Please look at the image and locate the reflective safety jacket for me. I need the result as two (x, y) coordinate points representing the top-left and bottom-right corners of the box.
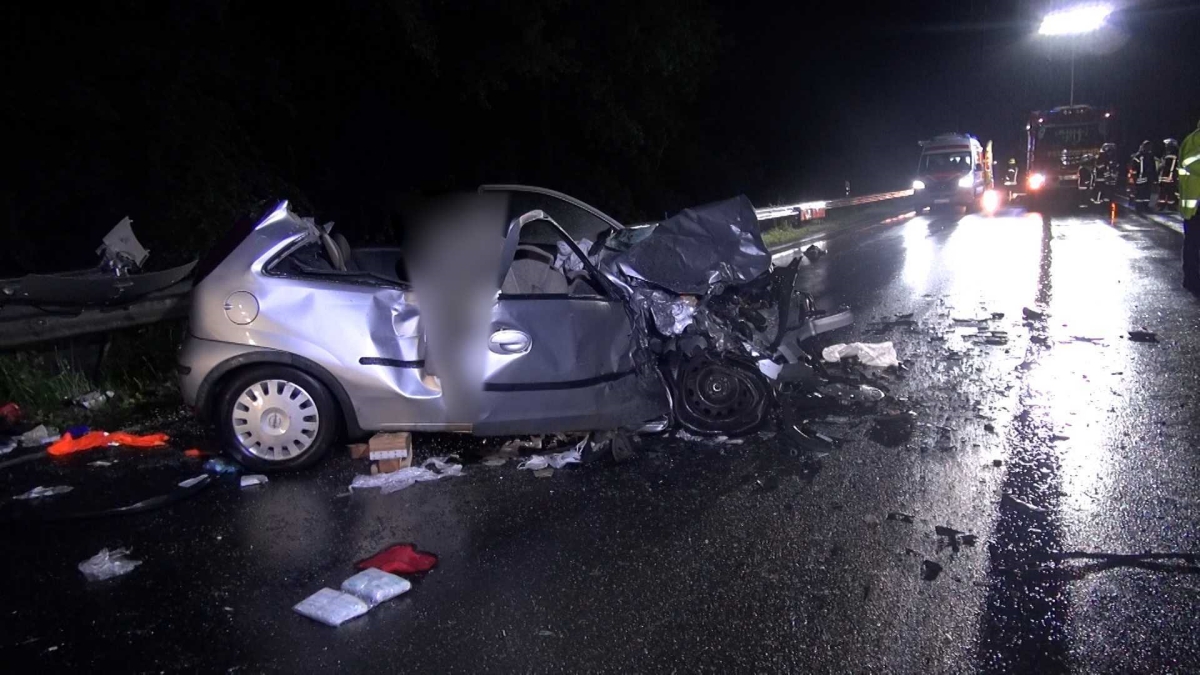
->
(1160, 153), (1178, 184)
(1132, 152), (1155, 185)
(1181, 129), (1200, 219)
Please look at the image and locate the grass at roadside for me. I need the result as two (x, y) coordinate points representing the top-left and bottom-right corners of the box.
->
(761, 219), (818, 249)
(0, 322), (185, 429)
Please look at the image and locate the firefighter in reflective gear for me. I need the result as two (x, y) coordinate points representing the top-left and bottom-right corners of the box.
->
(1180, 120), (1200, 290)
(1157, 138), (1180, 211)
(1078, 153), (1095, 199)
(1131, 140), (1156, 211)
(1092, 142), (1119, 205)
(1003, 158), (1019, 199)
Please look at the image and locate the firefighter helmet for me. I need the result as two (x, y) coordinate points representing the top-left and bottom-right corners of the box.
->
(1007, 158), (1017, 165)
(1164, 138), (1179, 151)
(1101, 142), (1117, 153)
(1139, 140), (1153, 153)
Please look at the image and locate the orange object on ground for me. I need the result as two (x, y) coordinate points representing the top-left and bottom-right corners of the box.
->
(184, 448), (206, 458)
(47, 430), (170, 457)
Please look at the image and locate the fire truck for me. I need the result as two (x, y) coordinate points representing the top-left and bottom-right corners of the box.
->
(1024, 104), (1116, 202)
(912, 133), (993, 212)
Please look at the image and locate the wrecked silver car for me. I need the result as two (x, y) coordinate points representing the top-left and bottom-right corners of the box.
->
(178, 185), (851, 470)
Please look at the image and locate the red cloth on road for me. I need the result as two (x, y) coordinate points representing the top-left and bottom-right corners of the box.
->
(356, 544), (438, 574)
(47, 430), (170, 456)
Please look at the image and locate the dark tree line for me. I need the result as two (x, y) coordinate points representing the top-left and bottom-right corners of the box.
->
(2, 0), (764, 272)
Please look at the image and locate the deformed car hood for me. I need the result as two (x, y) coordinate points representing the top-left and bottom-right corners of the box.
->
(606, 195), (769, 295)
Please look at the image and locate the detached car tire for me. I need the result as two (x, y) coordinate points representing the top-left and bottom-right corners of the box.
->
(216, 365), (339, 471)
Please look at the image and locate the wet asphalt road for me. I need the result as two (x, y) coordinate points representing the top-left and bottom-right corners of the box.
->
(5, 201), (1200, 674)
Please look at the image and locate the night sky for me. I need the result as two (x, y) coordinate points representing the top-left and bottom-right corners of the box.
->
(3, 0), (1197, 271)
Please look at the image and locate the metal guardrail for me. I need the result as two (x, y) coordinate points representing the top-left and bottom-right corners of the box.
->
(754, 189), (913, 222)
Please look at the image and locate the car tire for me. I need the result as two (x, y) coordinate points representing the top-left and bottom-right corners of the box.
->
(215, 365), (339, 472)
(671, 354), (772, 437)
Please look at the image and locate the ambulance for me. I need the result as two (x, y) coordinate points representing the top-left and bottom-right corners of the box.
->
(913, 133), (994, 212)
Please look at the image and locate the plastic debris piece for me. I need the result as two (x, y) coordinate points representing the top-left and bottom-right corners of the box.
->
(803, 244), (826, 261)
(293, 588), (370, 627)
(349, 457), (463, 494)
(1004, 494), (1048, 513)
(14, 485), (73, 500)
(887, 512), (914, 524)
(863, 514), (881, 526)
(1127, 330), (1158, 343)
(65, 425), (89, 438)
(340, 568), (412, 607)
(203, 457), (241, 475)
(1022, 307), (1045, 320)
(0, 439), (15, 456)
(183, 448), (206, 458)
(17, 425), (57, 447)
(240, 474), (268, 488)
(757, 359), (783, 380)
(518, 447), (583, 471)
(89, 460), (114, 467)
(921, 560), (943, 581)
(482, 456), (508, 467)
(992, 459), (1003, 467)
(822, 342), (899, 368)
(78, 547), (142, 581)
(533, 467), (555, 478)
(178, 475), (207, 489)
(357, 543), (438, 574)
(46, 430), (169, 457)
(75, 390), (115, 410)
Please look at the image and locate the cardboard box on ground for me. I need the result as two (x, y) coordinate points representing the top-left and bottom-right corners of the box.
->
(351, 432), (412, 473)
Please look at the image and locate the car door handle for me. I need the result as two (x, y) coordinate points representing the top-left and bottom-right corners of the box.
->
(489, 329), (531, 355)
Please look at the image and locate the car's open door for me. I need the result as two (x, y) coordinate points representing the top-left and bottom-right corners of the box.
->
(474, 211), (667, 435)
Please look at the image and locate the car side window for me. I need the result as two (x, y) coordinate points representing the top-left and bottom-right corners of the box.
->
(505, 192), (611, 245)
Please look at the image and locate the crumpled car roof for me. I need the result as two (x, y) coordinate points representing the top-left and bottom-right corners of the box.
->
(607, 195), (769, 295)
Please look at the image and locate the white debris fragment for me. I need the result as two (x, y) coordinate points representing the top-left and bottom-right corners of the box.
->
(240, 474), (269, 488)
(78, 548), (142, 581)
(1004, 494), (1048, 514)
(13, 485), (73, 500)
(349, 457), (464, 494)
(518, 446), (582, 471)
(757, 359), (783, 380)
(822, 342), (900, 368)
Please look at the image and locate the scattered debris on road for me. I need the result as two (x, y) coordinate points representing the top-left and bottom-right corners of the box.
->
(357, 543), (438, 574)
(341, 568), (412, 606)
(13, 485), (73, 500)
(293, 588), (371, 627)
(1022, 307), (1045, 321)
(349, 457), (463, 494)
(78, 547), (142, 581)
(822, 341), (900, 368)
(240, 474), (268, 488)
(1004, 493), (1048, 514)
(921, 560), (943, 581)
(887, 512), (915, 524)
(1127, 330), (1158, 343)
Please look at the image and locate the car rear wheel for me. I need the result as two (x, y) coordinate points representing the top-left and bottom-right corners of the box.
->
(672, 354), (771, 436)
(216, 365), (338, 471)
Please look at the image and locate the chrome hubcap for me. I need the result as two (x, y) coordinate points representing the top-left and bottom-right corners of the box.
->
(231, 380), (319, 460)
